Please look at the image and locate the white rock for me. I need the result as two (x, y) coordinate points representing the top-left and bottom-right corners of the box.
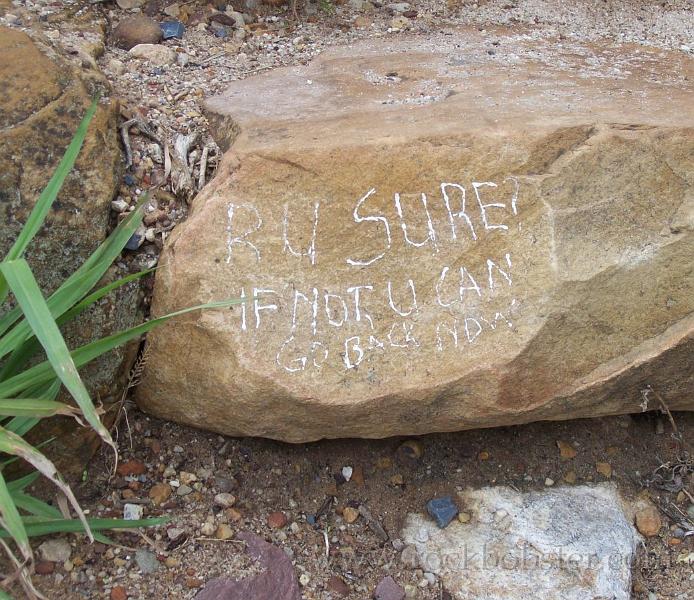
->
(116, 0), (147, 8)
(111, 198), (130, 212)
(163, 3), (180, 17)
(214, 492), (236, 508)
(341, 466), (353, 482)
(387, 2), (411, 14)
(124, 503), (144, 520)
(402, 485), (639, 600)
(38, 539), (71, 563)
(129, 44), (177, 66)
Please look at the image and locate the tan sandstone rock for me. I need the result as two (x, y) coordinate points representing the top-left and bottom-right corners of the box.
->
(137, 29), (694, 441)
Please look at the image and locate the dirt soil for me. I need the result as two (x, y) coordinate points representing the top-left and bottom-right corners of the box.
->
(30, 409), (694, 599)
(0, 0), (692, 598)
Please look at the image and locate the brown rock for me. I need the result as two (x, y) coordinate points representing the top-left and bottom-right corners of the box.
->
(149, 483), (172, 505)
(556, 441), (577, 459)
(596, 462), (612, 478)
(112, 16), (162, 50)
(138, 30), (694, 442)
(215, 524), (234, 540)
(563, 470), (577, 484)
(267, 511), (288, 529)
(397, 440), (423, 461)
(635, 505), (662, 537)
(327, 575), (351, 596)
(351, 464), (365, 486)
(35, 561), (55, 575)
(117, 460), (147, 476)
(110, 586), (128, 600)
(343, 506), (360, 523)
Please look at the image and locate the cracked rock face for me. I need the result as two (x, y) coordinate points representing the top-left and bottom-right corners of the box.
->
(401, 485), (639, 600)
(137, 28), (694, 441)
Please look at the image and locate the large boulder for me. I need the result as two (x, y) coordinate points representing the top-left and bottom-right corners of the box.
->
(0, 28), (141, 459)
(137, 29), (694, 442)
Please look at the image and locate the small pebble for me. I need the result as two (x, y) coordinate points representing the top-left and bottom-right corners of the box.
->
(267, 511), (288, 529)
(123, 503), (144, 521)
(110, 586), (128, 600)
(214, 493), (236, 508)
(343, 506), (360, 524)
(426, 496), (458, 528)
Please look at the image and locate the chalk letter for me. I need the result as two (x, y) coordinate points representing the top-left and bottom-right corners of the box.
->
(473, 182), (508, 231)
(324, 292), (349, 327)
(343, 336), (365, 369)
(253, 288), (278, 329)
(387, 279), (418, 317)
(283, 201), (320, 265)
(436, 267), (457, 308)
(291, 288), (319, 335)
(441, 183), (477, 241)
(459, 267), (482, 301)
(487, 254), (513, 290)
(226, 204), (262, 263)
(347, 285), (375, 329)
(464, 318), (483, 343)
(394, 192), (439, 252)
(276, 336), (307, 373)
(346, 188), (391, 266)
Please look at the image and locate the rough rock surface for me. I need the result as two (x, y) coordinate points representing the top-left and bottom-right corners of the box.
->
(0, 28), (141, 463)
(138, 29), (694, 441)
(401, 485), (639, 599)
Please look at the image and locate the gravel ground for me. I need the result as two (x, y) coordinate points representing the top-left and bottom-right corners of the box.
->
(0, 0), (692, 598)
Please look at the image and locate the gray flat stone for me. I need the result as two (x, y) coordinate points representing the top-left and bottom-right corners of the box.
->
(401, 484), (639, 600)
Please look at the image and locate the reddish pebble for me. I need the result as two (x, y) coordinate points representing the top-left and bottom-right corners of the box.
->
(267, 511), (288, 529)
(186, 577), (202, 589)
(116, 460), (146, 476)
(327, 575), (350, 596)
(35, 561), (54, 575)
(110, 586), (128, 600)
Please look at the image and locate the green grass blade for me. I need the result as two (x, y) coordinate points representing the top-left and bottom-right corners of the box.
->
(0, 98), (98, 306)
(0, 517), (168, 538)
(11, 492), (61, 519)
(6, 473), (40, 494)
(0, 259), (114, 453)
(0, 269), (152, 382)
(0, 470), (31, 562)
(4, 380), (61, 439)
(0, 399), (79, 418)
(0, 588), (12, 599)
(0, 299), (241, 398)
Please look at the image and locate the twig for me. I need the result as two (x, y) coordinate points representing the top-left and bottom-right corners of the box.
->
(171, 132), (199, 201)
(646, 385), (682, 444)
(198, 145), (209, 190)
(193, 537), (245, 543)
(120, 119), (163, 169)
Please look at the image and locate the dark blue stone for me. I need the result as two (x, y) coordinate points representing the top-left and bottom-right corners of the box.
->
(306, 515), (317, 526)
(123, 173), (136, 186)
(426, 496), (458, 528)
(160, 20), (185, 40)
(125, 231), (143, 251)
